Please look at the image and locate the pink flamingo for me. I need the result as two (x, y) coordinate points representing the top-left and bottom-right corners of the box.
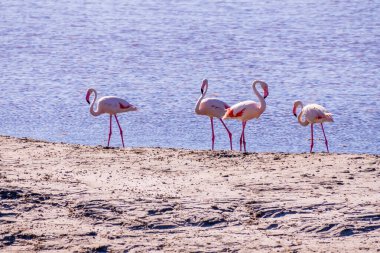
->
(195, 79), (233, 150)
(293, 101), (334, 153)
(86, 88), (137, 147)
(223, 80), (269, 152)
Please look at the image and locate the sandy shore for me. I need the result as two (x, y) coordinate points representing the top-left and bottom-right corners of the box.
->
(0, 135), (379, 252)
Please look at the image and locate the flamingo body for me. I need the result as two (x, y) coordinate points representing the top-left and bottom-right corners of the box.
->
(301, 104), (334, 124)
(86, 88), (137, 147)
(197, 98), (230, 118)
(195, 79), (233, 150)
(293, 101), (333, 153)
(223, 80), (269, 152)
(95, 96), (137, 115)
(224, 101), (263, 122)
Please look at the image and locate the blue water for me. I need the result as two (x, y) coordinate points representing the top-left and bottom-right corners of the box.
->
(0, 0), (379, 153)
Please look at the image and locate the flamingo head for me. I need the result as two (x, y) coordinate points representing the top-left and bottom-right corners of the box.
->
(86, 88), (95, 104)
(201, 79), (208, 94)
(293, 100), (302, 117)
(260, 81), (269, 99)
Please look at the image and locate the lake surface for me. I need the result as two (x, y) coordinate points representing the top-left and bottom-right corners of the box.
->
(0, 0), (379, 153)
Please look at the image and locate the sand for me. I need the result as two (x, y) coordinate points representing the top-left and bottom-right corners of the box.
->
(0, 135), (379, 252)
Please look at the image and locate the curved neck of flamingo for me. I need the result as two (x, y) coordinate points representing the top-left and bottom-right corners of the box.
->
(89, 90), (102, 116)
(253, 81), (266, 114)
(195, 84), (207, 114)
(297, 103), (309, 126)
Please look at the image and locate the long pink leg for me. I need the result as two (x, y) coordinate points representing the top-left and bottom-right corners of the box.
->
(240, 121), (247, 152)
(239, 122), (244, 151)
(242, 121), (247, 152)
(310, 123), (314, 153)
(219, 118), (233, 151)
(107, 115), (112, 147)
(320, 123), (329, 153)
(114, 114), (125, 148)
(210, 117), (215, 150)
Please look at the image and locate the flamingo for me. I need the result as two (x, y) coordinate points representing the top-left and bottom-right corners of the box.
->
(195, 79), (233, 150)
(293, 101), (333, 153)
(86, 88), (137, 147)
(223, 80), (269, 152)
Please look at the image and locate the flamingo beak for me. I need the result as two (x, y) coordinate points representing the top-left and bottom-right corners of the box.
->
(201, 79), (207, 94)
(293, 107), (297, 117)
(86, 91), (91, 104)
(264, 89), (269, 99)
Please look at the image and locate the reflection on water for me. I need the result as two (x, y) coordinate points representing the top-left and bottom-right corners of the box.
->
(0, 0), (379, 153)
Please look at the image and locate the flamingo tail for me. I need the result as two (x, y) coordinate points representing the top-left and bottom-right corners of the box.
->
(223, 108), (234, 119)
(324, 113), (334, 122)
